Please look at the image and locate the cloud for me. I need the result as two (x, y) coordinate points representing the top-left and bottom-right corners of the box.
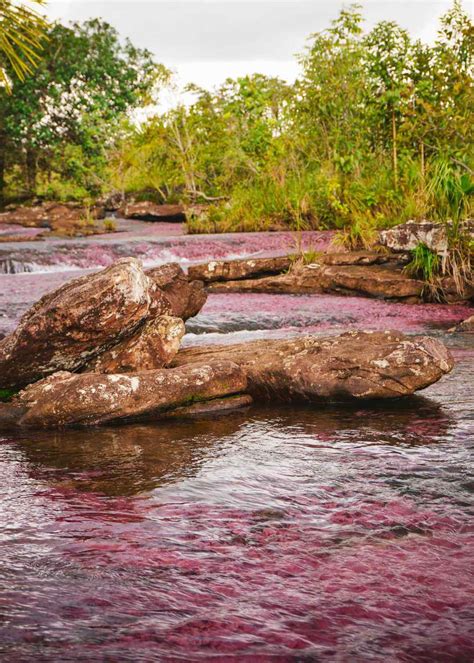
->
(43, 0), (455, 90)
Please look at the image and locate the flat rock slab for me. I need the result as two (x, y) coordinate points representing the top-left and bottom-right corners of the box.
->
(188, 251), (394, 285)
(320, 251), (394, 266)
(208, 264), (424, 301)
(0, 202), (105, 237)
(5, 360), (247, 428)
(188, 256), (292, 283)
(172, 330), (453, 401)
(120, 202), (186, 222)
(159, 394), (253, 419)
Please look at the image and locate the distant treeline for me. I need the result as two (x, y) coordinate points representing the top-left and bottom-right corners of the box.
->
(0, 2), (472, 236)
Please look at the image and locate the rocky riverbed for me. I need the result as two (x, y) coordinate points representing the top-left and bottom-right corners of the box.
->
(0, 222), (473, 660)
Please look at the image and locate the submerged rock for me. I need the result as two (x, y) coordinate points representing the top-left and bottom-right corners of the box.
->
(146, 263), (207, 320)
(172, 331), (454, 401)
(451, 314), (474, 332)
(85, 315), (185, 374)
(0, 258), (151, 389)
(9, 361), (248, 428)
(158, 394), (253, 419)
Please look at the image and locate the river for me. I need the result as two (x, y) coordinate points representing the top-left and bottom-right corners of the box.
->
(0, 221), (473, 661)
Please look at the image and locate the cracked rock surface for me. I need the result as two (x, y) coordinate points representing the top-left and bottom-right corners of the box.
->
(172, 330), (454, 401)
(9, 360), (247, 428)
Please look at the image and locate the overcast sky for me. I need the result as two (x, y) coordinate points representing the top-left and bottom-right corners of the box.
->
(43, 0), (464, 92)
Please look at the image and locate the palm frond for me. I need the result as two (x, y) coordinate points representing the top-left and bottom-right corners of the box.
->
(0, 0), (48, 93)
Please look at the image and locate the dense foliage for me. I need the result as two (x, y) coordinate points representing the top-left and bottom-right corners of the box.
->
(0, 17), (164, 202)
(109, 2), (473, 236)
(1, 2), (473, 241)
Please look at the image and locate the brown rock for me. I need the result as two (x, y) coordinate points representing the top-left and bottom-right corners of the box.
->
(0, 258), (151, 389)
(172, 331), (453, 401)
(315, 264), (424, 300)
(0, 202), (106, 237)
(188, 252), (396, 285)
(158, 394), (253, 419)
(319, 251), (393, 266)
(188, 256), (292, 283)
(13, 360), (248, 428)
(450, 314), (474, 332)
(120, 202), (186, 222)
(379, 220), (473, 255)
(208, 264), (424, 302)
(207, 271), (321, 295)
(85, 315), (185, 373)
(437, 277), (474, 304)
(146, 263), (207, 320)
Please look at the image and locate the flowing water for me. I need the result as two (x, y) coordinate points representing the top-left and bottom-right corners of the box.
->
(0, 224), (473, 661)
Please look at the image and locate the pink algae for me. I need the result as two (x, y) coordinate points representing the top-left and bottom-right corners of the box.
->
(0, 226), (473, 661)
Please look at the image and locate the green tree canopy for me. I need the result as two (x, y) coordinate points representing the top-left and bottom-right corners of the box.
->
(0, 17), (165, 199)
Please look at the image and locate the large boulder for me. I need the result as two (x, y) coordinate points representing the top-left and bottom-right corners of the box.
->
(172, 331), (454, 401)
(0, 258), (152, 389)
(7, 360), (248, 428)
(146, 263), (207, 320)
(379, 221), (448, 254)
(379, 220), (473, 255)
(208, 264), (424, 302)
(119, 202), (186, 222)
(84, 315), (185, 374)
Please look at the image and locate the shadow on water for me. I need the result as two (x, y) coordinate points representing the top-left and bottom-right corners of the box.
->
(10, 396), (454, 497)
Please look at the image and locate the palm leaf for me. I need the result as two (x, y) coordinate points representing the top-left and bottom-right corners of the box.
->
(0, 0), (48, 93)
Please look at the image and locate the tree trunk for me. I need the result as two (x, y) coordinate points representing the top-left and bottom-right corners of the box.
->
(391, 108), (398, 189)
(26, 147), (37, 195)
(0, 112), (6, 207)
(0, 134), (6, 207)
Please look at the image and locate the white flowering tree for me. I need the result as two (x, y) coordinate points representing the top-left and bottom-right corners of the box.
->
(0, 18), (161, 200)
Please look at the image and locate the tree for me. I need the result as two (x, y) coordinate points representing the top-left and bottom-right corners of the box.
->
(364, 21), (413, 187)
(0, 18), (162, 200)
(295, 5), (366, 166)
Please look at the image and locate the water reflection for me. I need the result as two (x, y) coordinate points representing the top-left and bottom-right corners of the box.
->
(13, 417), (244, 496)
(0, 388), (472, 661)
(11, 396), (454, 498)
